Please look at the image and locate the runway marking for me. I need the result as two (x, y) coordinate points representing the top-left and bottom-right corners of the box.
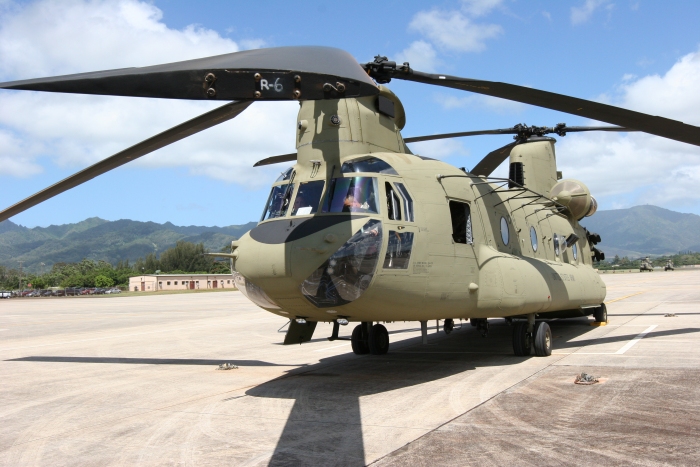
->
(615, 325), (657, 354)
(314, 343), (350, 352)
(554, 324), (658, 355)
(605, 291), (645, 304)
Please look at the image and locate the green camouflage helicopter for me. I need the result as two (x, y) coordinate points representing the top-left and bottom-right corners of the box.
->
(2, 47), (699, 357)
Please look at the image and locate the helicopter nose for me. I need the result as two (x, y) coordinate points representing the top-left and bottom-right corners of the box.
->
(232, 216), (384, 311)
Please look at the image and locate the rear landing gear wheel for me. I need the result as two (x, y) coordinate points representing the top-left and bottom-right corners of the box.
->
(533, 322), (552, 357)
(594, 303), (607, 323)
(351, 324), (369, 355)
(444, 319), (454, 334)
(512, 322), (532, 356)
(368, 324), (389, 355)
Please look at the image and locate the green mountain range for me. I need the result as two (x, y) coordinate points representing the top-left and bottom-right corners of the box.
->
(0, 217), (256, 273)
(581, 205), (700, 258)
(1, 205), (698, 273)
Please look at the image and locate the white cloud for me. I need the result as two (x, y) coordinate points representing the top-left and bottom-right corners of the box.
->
(406, 139), (470, 159)
(461, 0), (503, 17)
(436, 93), (527, 114)
(571, 0), (613, 25)
(0, 0), (297, 188)
(556, 46), (700, 211)
(408, 9), (503, 53)
(396, 40), (440, 73)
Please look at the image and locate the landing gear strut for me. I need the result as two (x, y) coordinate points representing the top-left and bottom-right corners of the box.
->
(471, 318), (489, 337)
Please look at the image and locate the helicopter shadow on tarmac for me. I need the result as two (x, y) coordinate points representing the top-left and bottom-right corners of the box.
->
(245, 318), (606, 466)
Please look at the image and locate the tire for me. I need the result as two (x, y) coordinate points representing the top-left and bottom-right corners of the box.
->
(594, 303), (607, 323)
(470, 318), (478, 327)
(351, 324), (369, 355)
(512, 322), (531, 356)
(368, 324), (389, 355)
(533, 322), (552, 357)
(444, 319), (454, 334)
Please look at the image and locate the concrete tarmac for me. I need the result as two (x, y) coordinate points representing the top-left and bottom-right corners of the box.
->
(1, 270), (699, 466)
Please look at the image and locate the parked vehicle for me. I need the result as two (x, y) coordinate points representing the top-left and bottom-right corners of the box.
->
(0, 291), (11, 299)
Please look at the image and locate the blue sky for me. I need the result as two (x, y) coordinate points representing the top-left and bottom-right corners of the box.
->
(1, 0), (700, 227)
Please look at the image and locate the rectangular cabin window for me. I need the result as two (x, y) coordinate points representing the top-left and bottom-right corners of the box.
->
(394, 183), (414, 221)
(292, 180), (325, 216)
(385, 182), (401, 221)
(449, 201), (473, 244)
(384, 231), (414, 269)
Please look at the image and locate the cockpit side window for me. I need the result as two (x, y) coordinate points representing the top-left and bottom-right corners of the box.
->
(322, 177), (380, 214)
(275, 166), (294, 182)
(341, 157), (398, 175)
(292, 180), (325, 216)
(394, 183), (414, 222)
(449, 201), (473, 244)
(261, 183), (294, 221)
(385, 182), (401, 221)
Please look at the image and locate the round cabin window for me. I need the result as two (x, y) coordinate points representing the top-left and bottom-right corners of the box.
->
(572, 243), (578, 260)
(530, 226), (538, 252)
(500, 217), (509, 245)
(553, 233), (560, 256)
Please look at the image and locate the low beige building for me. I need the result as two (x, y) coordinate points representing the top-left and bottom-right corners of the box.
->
(129, 274), (236, 292)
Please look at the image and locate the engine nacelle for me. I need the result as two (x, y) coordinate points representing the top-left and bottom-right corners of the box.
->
(550, 179), (597, 220)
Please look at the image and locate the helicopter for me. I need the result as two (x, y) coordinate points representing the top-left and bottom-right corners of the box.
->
(2, 46), (699, 357)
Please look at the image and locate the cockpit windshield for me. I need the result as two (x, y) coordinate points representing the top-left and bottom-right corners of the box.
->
(261, 183), (294, 221)
(341, 157), (397, 175)
(275, 166), (294, 182)
(322, 177), (379, 214)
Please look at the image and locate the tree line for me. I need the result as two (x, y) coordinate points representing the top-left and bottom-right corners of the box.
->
(595, 251), (700, 270)
(0, 241), (231, 290)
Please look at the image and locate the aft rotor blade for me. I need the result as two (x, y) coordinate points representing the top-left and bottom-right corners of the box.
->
(471, 142), (518, 177)
(253, 153), (297, 167)
(0, 100), (252, 222)
(391, 71), (700, 147)
(0, 46), (378, 101)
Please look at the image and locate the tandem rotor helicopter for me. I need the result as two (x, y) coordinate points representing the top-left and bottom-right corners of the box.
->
(2, 47), (700, 357)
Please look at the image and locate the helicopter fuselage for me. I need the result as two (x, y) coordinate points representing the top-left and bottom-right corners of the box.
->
(231, 88), (606, 324)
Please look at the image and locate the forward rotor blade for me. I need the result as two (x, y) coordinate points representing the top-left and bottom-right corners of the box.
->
(253, 153), (297, 167)
(0, 46), (378, 101)
(0, 100), (252, 222)
(404, 128), (518, 143)
(471, 142), (518, 177)
(390, 71), (700, 147)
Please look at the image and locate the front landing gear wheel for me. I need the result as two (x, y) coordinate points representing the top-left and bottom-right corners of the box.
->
(351, 324), (369, 355)
(368, 324), (389, 355)
(512, 322), (532, 356)
(533, 322), (552, 357)
(594, 303), (607, 323)
(444, 319), (454, 334)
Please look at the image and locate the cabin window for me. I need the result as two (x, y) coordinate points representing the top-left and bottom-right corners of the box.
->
(322, 177), (379, 214)
(341, 157), (397, 175)
(554, 233), (560, 256)
(292, 180), (325, 216)
(500, 217), (510, 245)
(449, 201), (473, 244)
(394, 183), (414, 221)
(385, 182), (401, 221)
(384, 231), (414, 269)
(530, 226), (538, 252)
(572, 243), (578, 260)
(261, 183), (294, 220)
